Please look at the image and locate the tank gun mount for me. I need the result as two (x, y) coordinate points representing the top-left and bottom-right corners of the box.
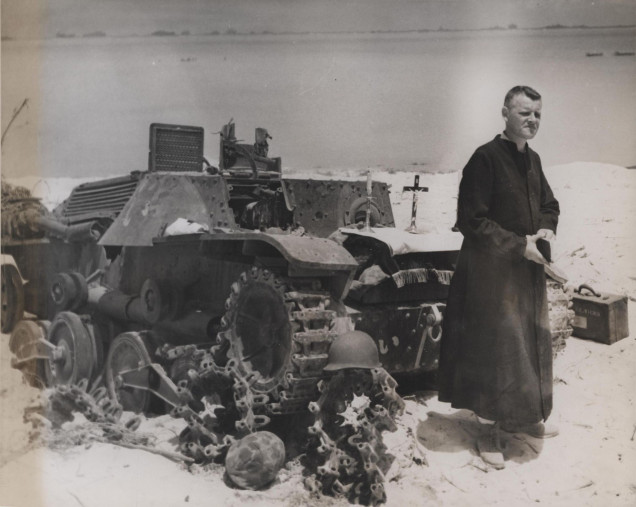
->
(146, 121), (281, 180)
(218, 121), (281, 179)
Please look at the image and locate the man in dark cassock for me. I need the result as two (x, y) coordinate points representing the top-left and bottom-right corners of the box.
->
(438, 85), (560, 469)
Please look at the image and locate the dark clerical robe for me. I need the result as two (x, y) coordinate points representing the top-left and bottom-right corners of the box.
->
(438, 135), (560, 425)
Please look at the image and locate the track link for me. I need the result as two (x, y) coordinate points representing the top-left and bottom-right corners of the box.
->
(270, 289), (337, 414)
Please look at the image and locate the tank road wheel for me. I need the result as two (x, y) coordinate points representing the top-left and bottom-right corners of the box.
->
(106, 332), (154, 413)
(44, 312), (95, 386)
(1, 264), (25, 334)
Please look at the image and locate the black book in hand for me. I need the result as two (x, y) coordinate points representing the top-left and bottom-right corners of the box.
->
(536, 238), (551, 263)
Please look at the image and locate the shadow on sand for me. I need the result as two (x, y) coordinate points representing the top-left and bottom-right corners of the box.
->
(416, 410), (544, 466)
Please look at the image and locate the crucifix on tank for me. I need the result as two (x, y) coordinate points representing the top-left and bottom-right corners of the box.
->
(363, 171), (375, 232)
(402, 175), (429, 233)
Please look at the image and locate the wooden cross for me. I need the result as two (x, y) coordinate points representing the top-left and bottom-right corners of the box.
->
(403, 175), (429, 232)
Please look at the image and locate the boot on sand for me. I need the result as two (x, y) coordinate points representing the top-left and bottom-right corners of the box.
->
(477, 423), (505, 470)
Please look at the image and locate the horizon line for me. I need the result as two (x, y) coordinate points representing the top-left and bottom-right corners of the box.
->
(3, 23), (635, 42)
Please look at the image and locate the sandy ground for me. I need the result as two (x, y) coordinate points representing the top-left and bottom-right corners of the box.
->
(1, 162), (635, 506)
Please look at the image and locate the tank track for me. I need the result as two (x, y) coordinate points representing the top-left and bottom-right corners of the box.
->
(274, 289), (338, 413)
(304, 368), (404, 506)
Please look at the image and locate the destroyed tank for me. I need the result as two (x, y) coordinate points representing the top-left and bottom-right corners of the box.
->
(1, 182), (110, 334)
(5, 122), (460, 430)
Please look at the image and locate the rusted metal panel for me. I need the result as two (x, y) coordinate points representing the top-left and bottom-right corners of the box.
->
(351, 303), (445, 372)
(136, 230), (357, 307)
(351, 279), (451, 305)
(108, 244), (249, 316)
(282, 179), (395, 237)
(155, 230), (357, 272)
(193, 231), (358, 272)
(251, 233), (357, 271)
(99, 173), (236, 246)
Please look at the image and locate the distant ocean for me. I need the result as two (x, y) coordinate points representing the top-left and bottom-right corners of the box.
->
(2, 28), (635, 178)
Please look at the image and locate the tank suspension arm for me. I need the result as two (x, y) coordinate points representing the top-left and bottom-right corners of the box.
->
(115, 362), (193, 408)
(10, 335), (65, 368)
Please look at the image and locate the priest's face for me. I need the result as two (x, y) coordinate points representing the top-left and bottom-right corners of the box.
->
(502, 93), (542, 141)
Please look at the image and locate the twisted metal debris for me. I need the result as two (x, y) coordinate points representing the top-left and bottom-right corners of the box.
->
(26, 380), (141, 448)
(24, 378), (196, 463)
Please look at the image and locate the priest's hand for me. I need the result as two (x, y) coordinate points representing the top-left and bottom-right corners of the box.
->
(524, 233), (549, 265)
(537, 228), (555, 241)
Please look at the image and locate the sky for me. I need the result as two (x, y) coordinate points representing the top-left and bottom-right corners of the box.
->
(3, 0), (636, 39)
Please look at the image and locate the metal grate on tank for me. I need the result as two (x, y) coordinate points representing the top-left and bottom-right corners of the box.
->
(59, 176), (141, 223)
(149, 124), (204, 173)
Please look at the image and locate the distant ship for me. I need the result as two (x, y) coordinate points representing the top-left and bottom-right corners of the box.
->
(585, 52), (604, 57)
(614, 51), (635, 56)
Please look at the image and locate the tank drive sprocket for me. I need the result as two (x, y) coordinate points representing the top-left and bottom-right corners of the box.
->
(209, 267), (337, 433)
